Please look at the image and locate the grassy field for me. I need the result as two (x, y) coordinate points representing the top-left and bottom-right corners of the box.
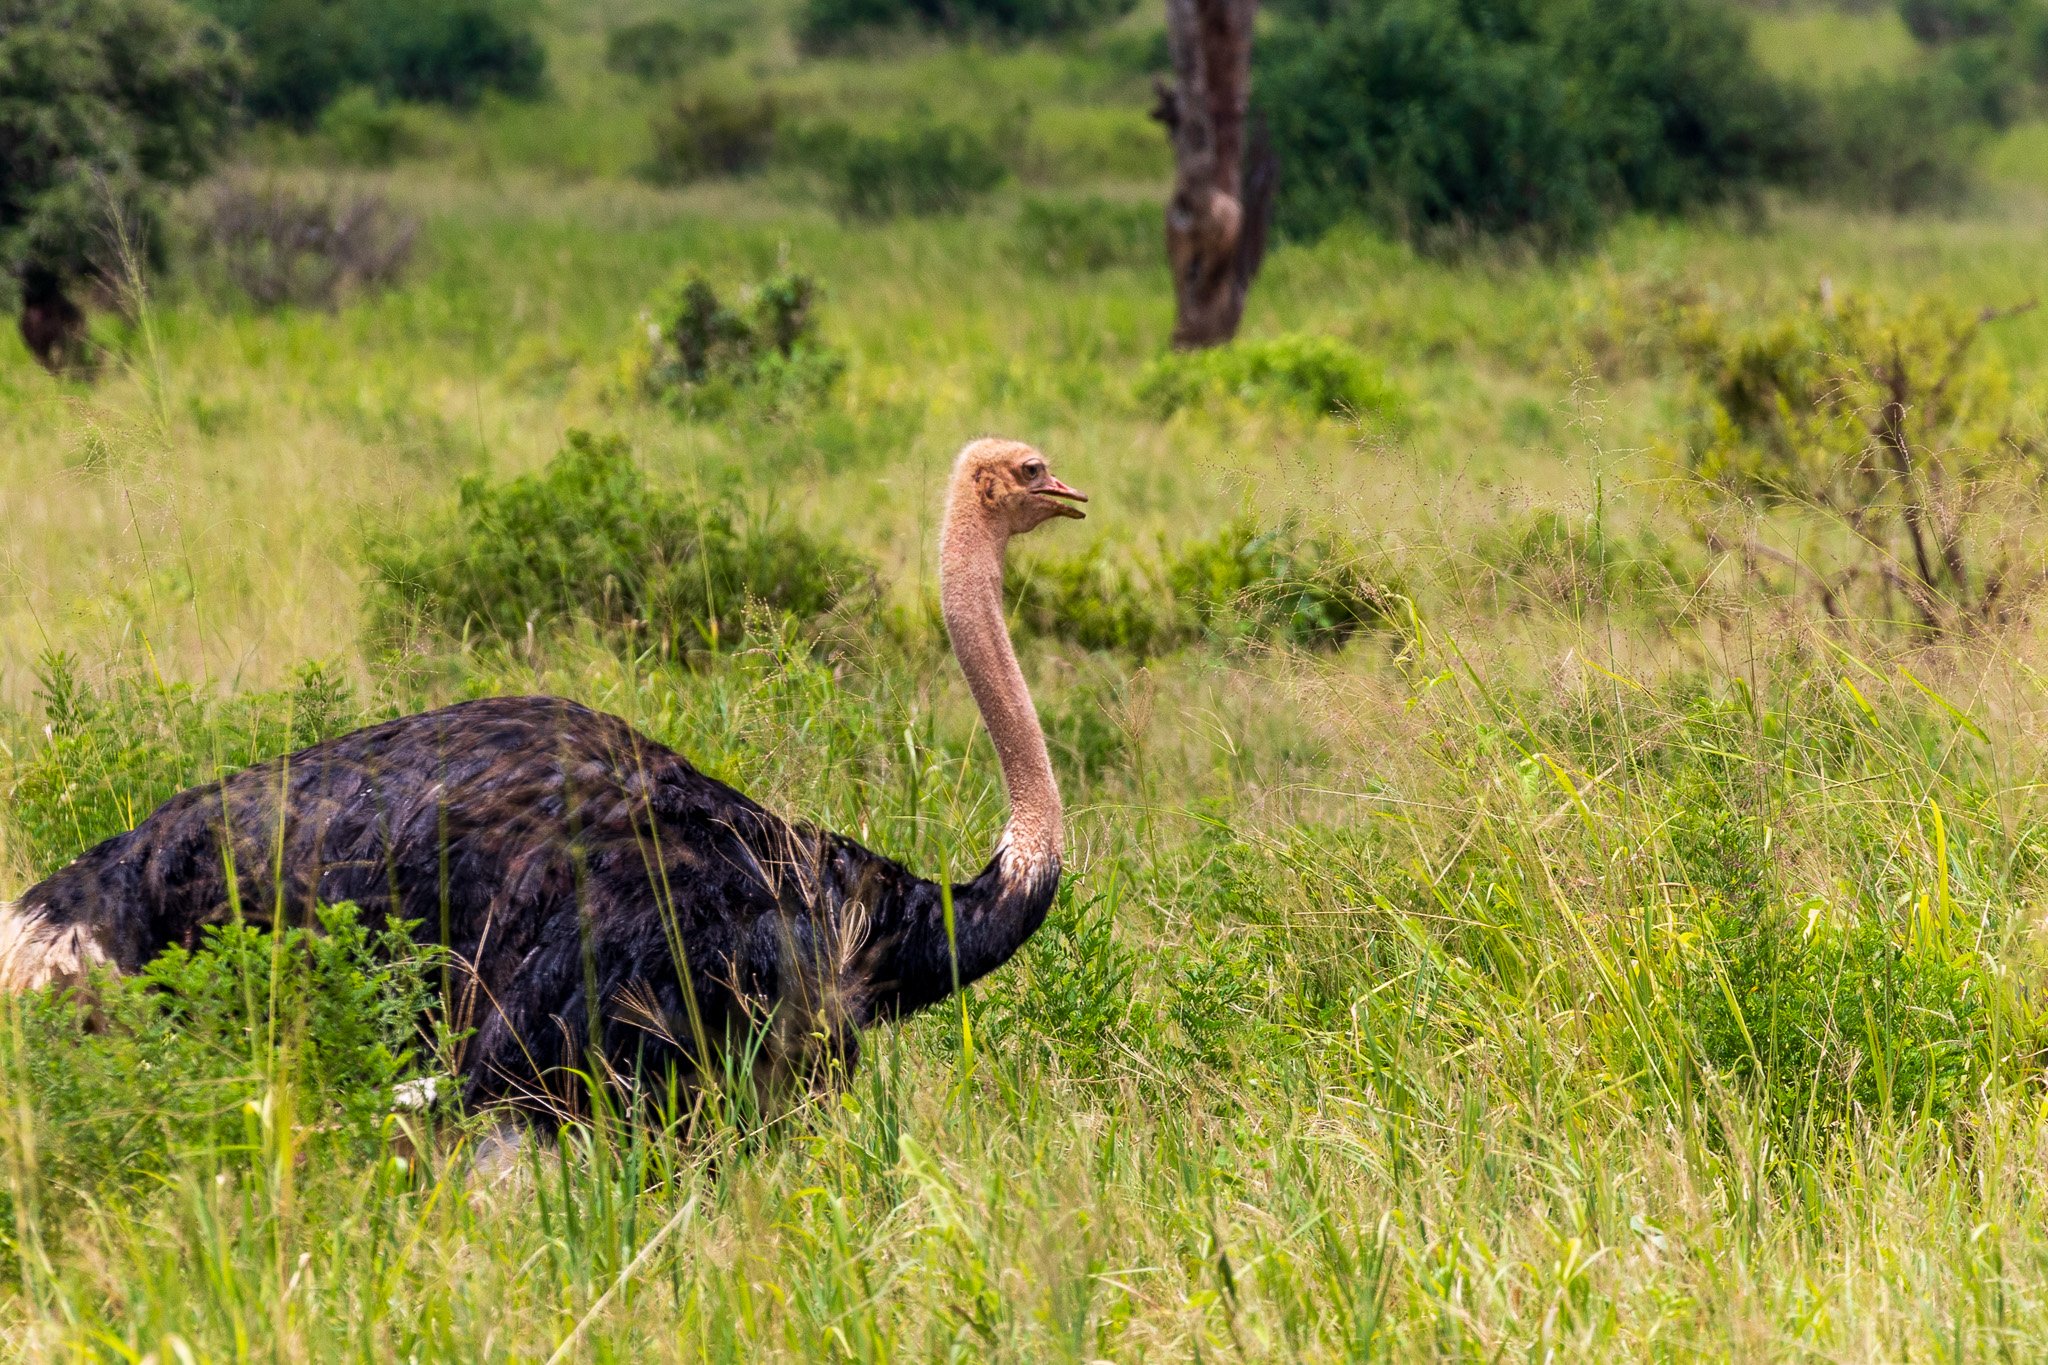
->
(8, 1), (2048, 1358)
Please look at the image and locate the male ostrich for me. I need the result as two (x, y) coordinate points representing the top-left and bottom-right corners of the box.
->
(0, 438), (1087, 1112)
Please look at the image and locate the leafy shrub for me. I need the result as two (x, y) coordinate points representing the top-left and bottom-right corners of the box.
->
(605, 12), (739, 82)
(798, 0), (1137, 50)
(317, 86), (428, 166)
(811, 115), (1011, 220)
(365, 431), (873, 657)
(1011, 543), (1173, 654)
(1012, 515), (1402, 655)
(1168, 515), (1402, 649)
(1678, 292), (2047, 633)
(633, 271), (846, 415)
(1011, 196), (1158, 274)
(1800, 71), (1989, 211)
(196, 180), (419, 310)
(190, 0), (544, 125)
(1137, 334), (1401, 422)
(3, 904), (440, 1233)
(647, 91), (778, 183)
(1257, 0), (1809, 249)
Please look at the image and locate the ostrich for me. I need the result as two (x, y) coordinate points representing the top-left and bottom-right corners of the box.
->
(0, 438), (1087, 1114)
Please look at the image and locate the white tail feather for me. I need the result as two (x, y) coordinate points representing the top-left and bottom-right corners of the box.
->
(0, 901), (113, 993)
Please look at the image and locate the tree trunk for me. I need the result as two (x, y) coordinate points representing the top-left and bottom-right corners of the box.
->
(1153, 0), (1272, 350)
(18, 267), (88, 375)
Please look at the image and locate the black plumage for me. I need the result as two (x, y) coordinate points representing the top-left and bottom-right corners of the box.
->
(15, 695), (1056, 1112)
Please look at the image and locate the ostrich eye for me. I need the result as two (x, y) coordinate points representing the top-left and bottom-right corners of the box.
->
(1021, 460), (1044, 480)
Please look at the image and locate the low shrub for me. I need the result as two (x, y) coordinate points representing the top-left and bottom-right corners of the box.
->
(633, 270), (845, 416)
(797, 0), (1137, 50)
(1012, 514), (1403, 655)
(1137, 333), (1401, 422)
(1011, 543), (1173, 654)
(811, 115), (1010, 220)
(1168, 515), (1403, 649)
(196, 180), (419, 310)
(377, 0), (544, 106)
(1677, 291), (2047, 633)
(1011, 196), (1158, 274)
(1900, 0), (2030, 44)
(605, 12), (740, 83)
(316, 87), (428, 167)
(1800, 71), (1989, 211)
(365, 431), (874, 657)
(3, 903), (441, 1233)
(647, 90), (779, 183)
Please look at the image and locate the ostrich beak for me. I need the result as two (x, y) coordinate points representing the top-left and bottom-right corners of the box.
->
(1035, 475), (1088, 519)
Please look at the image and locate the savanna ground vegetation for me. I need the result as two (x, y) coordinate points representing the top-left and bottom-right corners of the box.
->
(7, 0), (2048, 1357)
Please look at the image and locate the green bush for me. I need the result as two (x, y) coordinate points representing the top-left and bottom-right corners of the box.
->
(1137, 334), (1401, 421)
(798, 0), (1137, 50)
(647, 91), (778, 183)
(1801, 71), (1990, 211)
(605, 12), (740, 83)
(1168, 515), (1402, 649)
(1012, 515), (1403, 655)
(316, 87), (427, 166)
(634, 271), (846, 415)
(1011, 196), (1158, 274)
(366, 431), (873, 657)
(190, 0), (544, 126)
(1257, 0), (1808, 249)
(811, 115), (1011, 220)
(3, 903), (441, 1236)
(1676, 292), (2044, 633)
(1010, 542), (1173, 655)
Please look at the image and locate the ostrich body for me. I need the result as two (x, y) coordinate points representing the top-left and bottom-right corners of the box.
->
(0, 439), (1087, 1110)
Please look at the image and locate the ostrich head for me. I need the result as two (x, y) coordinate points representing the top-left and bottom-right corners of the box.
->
(946, 437), (1088, 543)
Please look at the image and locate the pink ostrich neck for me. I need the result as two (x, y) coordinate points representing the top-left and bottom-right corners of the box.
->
(938, 492), (1063, 881)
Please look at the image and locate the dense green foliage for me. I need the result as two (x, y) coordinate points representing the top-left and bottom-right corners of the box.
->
(798, 0), (1137, 50)
(189, 0), (544, 125)
(1012, 515), (1403, 654)
(647, 90), (779, 183)
(1677, 292), (2044, 630)
(0, 0), (240, 316)
(4, 903), (440, 1248)
(1137, 333), (1400, 420)
(633, 270), (846, 414)
(366, 432), (872, 657)
(605, 11), (741, 83)
(810, 114), (1012, 220)
(1258, 0), (1808, 247)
